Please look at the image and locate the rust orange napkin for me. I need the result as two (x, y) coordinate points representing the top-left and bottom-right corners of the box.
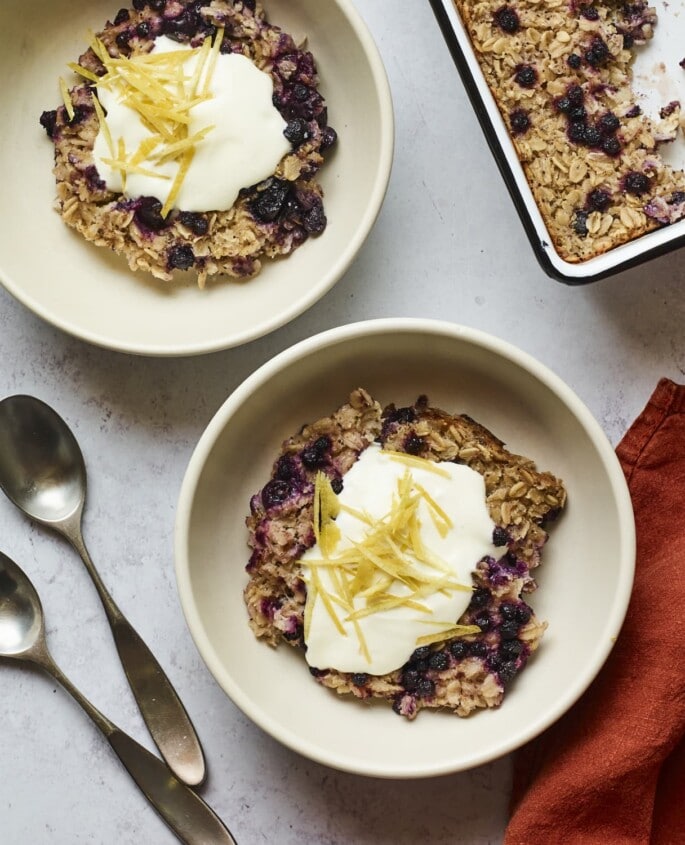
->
(505, 378), (685, 845)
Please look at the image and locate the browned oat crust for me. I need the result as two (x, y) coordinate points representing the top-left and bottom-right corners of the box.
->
(453, 0), (685, 262)
(244, 389), (566, 719)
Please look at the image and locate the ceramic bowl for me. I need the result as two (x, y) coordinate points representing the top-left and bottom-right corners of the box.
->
(0, 0), (393, 355)
(175, 318), (635, 777)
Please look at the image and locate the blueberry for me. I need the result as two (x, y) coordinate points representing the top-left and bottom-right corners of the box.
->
(150, 0), (166, 10)
(428, 652), (449, 671)
(587, 188), (611, 211)
(477, 611), (494, 632)
(567, 53), (582, 69)
(167, 244), (195, 270)
(597, 112), (620, 135)
(623, 33), (634, 49)
(556, 96), (571, 114)
(331, 477), (343, 494)
(136, 21), (151, 38)
(501, 639), (523, 659)
(500, 603), (517, 622)
(275, 455), (297, 481)
(569, 104), (586, 122)
(568, 121), (587, 144)
(469, 587), (490, 610)
(493, 5), (520, 33)
(488, 653), (506, 673)
(133, 0), (146, 9)
(251, 178), (291, 222)
(568, 85), (584, 106)
(670, 191), (685, 205)
(301, 435), (331, 469)
(242, 0), (256, 10)
(585, 36), (610, 67)
(509, 108), (530, 135)
(410, 646), (431, 663)
(468, 641), (488, 658)
(583, 125), (602, 147)
(404, 434), (424, 455)
(492, 525), (509, 546)
(388, 406), (416, 424)
(573, 209), (589, 236)
(320, 126), (338, 150)
(284, 118), (309, 146)
(500, 620), (520, 640)
(135, 196), (169, 231)
(114, 8), (131, 25)
(178, 211), (209, 236)
(450, 640), (468, 660)
(581, 5), (599, 20)
(515, 604), (532, 624)
(504, 551), (519, 568)
(309, 666), (327, 678)
(416, 678), (435, 697)
(499, 663), (518, 684)
(116, 31), (131, 50)
(40, 110), (58, 138)
(261, 479), (292, 508)
(351, 673), (368, 686)
(402, 668), (420, 691)
(303, 204), (327, 235)
(163, 8), (200, 38)
(514, 65), (537, 88)
(623, 171), (650, 195)
(601, 136), (621, 157)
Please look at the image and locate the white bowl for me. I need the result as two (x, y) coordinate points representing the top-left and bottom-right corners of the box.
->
(0, 0), (393, 355)
(175, 318), (635, 777)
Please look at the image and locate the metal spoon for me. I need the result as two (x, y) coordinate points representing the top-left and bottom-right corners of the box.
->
(0, 395), (205, 787)
(0, 551), (236, 844)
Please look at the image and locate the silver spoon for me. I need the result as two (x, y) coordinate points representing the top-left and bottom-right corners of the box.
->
(0, 551), (236, 844)
(0, 395), (205, 787)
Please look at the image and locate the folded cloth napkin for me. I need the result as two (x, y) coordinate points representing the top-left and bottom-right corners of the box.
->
(505, 378), (685, 845)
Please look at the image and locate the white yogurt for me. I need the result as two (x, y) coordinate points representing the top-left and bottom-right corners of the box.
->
(301, 445), (505, 675)
(93, 36), (290, 211)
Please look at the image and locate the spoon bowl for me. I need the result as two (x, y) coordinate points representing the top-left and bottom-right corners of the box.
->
(0, 395), (85, 524)
(0, 553), (44, 658)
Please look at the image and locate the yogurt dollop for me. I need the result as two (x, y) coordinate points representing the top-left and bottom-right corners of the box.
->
(93, 36), (290, 212)
(301, 445), (506, 675)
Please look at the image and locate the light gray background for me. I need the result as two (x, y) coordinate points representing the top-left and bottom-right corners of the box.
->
(2, 1), (683, 843)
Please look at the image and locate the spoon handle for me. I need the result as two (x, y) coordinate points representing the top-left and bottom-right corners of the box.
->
(109, 730), (237, 845)
(72, 532), (206, 788)
(111, 615), (207, 785)
(46, 659), (237, 845)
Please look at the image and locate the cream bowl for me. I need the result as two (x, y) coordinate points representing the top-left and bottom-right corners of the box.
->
(0, 0), (393, 355)
(175, 318), (635, 777)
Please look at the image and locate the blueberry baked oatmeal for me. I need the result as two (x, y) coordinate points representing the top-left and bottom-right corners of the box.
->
(39, 1), (336, 287)
(245, 389), (566, 720)
(453, 0), (685, 262)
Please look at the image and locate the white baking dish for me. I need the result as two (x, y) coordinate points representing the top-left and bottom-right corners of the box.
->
(430, 0), (685, 283)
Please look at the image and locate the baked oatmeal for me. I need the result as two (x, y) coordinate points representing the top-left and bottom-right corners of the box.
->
(40, 0), (336, 287)
(453, 0), (685, 262)
(244, 389), (566, 720)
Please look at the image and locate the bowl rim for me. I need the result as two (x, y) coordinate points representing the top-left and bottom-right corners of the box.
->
(0, 0), (394, 357)
(174, 317), (636, 777)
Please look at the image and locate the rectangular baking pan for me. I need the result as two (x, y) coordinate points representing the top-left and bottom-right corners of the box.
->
(429, 0), (685, 284)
